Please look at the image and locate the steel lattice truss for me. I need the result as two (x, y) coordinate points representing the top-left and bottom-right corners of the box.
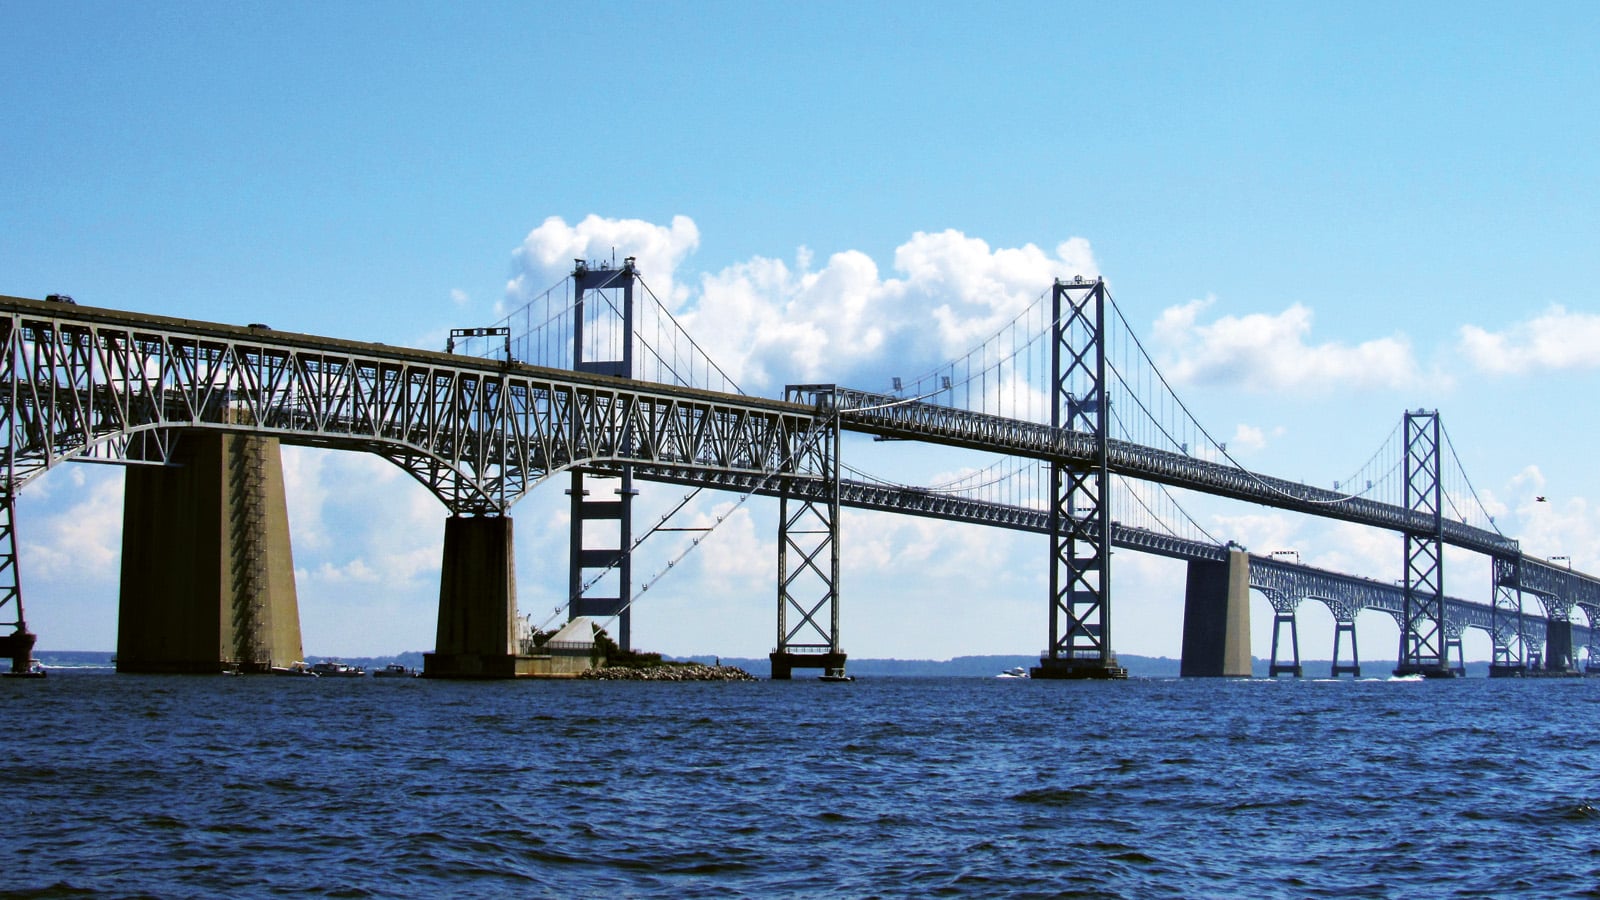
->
(828, 388), (1522, 559)
(0, 297), (826, 514)
(1249, 556), (1591, 650)
(2, 294), (1589, 664)
(1398, 411), (1448, 671)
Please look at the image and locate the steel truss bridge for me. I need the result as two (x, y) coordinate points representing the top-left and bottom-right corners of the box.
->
(0, 272), (1594, 678)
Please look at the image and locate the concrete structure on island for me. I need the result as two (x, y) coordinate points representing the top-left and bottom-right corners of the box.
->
(117, 429), (303, 673)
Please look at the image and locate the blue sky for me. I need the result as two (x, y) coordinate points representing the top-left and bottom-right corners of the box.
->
(6, 1), (1600, 663)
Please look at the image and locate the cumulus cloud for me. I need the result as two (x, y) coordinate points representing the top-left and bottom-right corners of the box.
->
(1459, 305), (1600, 375)
(1229, 423), (1269, 453)
(515, 222), (1102, 393)
(20, 466), (123, 581)
(1153, 298), (1423, 393)
(504, 214), (701, 316)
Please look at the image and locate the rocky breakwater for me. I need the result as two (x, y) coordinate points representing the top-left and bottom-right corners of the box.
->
(579, 663), (757, 682)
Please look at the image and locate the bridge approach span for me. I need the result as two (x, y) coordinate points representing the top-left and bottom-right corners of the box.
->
(618, 462), (1581, 649)
(0, 295), (830, 513)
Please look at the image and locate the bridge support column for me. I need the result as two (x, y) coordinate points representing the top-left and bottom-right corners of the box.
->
(0, 490), (38, 675)
(1179, 550), (1251, 677)
(773, 387), (846, 680)
(118, 431), (303, 673)
(424, 515), (530, 678)
(1489, 557), (1528, 677)
(1267, 601), (1303, 677)
(1330, 617), (1360, 677)
(1396, 410), (1454, 678)
(1543, 618), (1575, 674)
(567, 471), (634, 651)
(1034, 276), (1126, 680)
(1445, 629), (1466, 677)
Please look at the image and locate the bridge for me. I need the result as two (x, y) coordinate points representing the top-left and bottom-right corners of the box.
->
(0, 260), (1594, 679)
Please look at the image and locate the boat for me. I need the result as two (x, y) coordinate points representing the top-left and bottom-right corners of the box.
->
(309, 660), (365, 678)
(819, 672), (855, 682)
(372, 663), (418, 678)
(2, 663), (46, 679)
(997, 666), (1029, 679)
(270, 662), (317, 677)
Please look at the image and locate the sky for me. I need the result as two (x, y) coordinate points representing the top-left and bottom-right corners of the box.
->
(6, 1), (1600, 663)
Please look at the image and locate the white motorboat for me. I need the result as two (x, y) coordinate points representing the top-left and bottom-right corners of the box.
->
(309, 661), (365, 678)
(997, 666), (1029, 679)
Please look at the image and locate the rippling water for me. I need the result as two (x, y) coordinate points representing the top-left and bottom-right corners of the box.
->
(6, 672), (1600, 897)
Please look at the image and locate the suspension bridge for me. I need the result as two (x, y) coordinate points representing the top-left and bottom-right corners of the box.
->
(0, 258), (1592, 679)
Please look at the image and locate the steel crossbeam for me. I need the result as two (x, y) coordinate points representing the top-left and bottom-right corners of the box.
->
(0, 296), (824, 513)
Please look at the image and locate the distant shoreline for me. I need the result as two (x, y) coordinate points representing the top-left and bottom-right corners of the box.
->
(32, 650), (1502, 678)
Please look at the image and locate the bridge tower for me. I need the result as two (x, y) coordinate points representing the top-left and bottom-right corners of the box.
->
(1395, 410), (1454, 677)
(567, 258), (639, 652)
(1033, 277), (1126, 679)
(772, 386), (846, 679)
(1489, 556), (1527, 677)
(0, 491), (37, 674)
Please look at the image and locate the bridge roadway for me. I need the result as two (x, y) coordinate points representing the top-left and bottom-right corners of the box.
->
(0, 295), (1589, 661)
(812, 386), (1599, 612)
(622, 461), (1591, 653)
(0, 294), (831, 512)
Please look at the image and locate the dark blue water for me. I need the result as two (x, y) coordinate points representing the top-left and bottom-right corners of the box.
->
(5, 673), (1600, 898)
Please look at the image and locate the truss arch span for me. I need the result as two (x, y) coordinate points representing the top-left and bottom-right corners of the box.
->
(0, 296), (831, 514)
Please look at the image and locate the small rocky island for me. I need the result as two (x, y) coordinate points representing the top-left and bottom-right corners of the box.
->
(579, 662), (756, 681)
(522, 619), (755, 681)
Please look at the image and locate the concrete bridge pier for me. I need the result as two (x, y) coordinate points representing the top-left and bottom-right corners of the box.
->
(1267, 603), (1303, 677)
(1179, 549), (1252, 677)
(0, 629), (35, 674)
(1330, 617), (1361, 677)
(1543, 618), (1576, 674)
(118, 430), (303, 673)
(423, 514), (535, 678)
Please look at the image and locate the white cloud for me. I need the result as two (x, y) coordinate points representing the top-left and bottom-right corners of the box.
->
(450, 288), (469, 306)
(500, 218), (1101, 395)
(680, 229), (1100, 392)
(1459, 305), (1600, 375)
(504, 213), (701, 316)
(20, 466), (123, 582)
(1230, 423), (1268, 453)
(1153, 298), (1424, 393)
